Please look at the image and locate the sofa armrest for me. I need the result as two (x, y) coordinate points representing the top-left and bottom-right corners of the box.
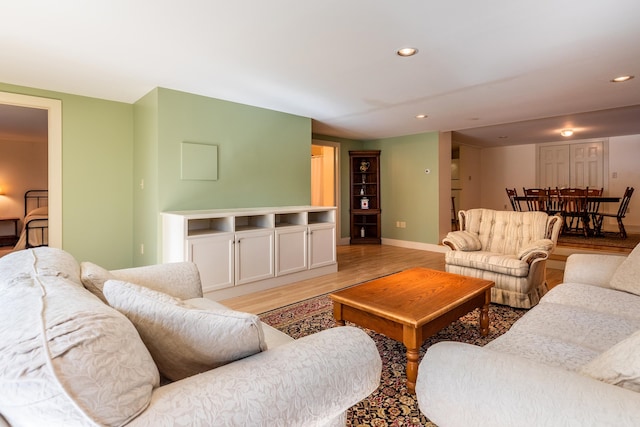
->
(110, 262), (203, 299)
(442, 231), (481, 251)
(517, 238), (554, 263)
(416, 342), (640, 427)
(128, 326), (382, 427)
(563, 253), (627, 288)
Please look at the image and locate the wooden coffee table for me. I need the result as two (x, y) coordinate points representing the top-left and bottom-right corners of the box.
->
(330, 267), (494, 393)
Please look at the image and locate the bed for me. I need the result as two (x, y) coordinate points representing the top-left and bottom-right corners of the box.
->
(14, 190), (48, 250)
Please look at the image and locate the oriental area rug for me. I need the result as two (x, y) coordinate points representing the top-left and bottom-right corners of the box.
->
(259, 294), (526, 427)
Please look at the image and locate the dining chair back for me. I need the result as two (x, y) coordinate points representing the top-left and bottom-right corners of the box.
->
(545, 187), (563, 216)
(593, 187), (634, 238)
(505, 188), (521, 211)
(522, 187), (547, 212)
(559, 188), (590, 236)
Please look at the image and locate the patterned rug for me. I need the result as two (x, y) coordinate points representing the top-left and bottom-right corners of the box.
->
(259, 294), (526, 426)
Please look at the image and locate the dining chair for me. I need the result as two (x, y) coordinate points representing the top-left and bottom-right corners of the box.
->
(522, 187), (547, 212)
(593, 187), (635, 238)
(545, 187), (563, 216)
(559, 187), (590, 236)
(585, 187), (603, 229)
(505, 188), (521, 211)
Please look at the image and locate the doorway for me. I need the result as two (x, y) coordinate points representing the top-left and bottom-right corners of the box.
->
(0, 91), (62, 248)
(311, 140), (340, 238)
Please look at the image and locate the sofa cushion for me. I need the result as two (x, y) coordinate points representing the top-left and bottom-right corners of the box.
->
(507, 302), (640, 354)
(103, 280), (267, 381)
(0, 250), (159, 427)
(541, 283), (640, 321)
(445, 251), (529, 277)
(460, 209), (551, 255)
(579, 329), (640, 392)
(610, 244), (640, 296)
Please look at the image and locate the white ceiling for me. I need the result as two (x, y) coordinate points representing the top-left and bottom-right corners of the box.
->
(1, 0), (639, 146)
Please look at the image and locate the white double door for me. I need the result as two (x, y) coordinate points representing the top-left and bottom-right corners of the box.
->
(538, 140), (605, 189)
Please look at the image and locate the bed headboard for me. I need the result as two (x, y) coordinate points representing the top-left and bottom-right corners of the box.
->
(24, 190), (48, 216)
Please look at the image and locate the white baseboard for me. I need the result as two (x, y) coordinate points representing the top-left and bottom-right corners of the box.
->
(381, 238), (448, 253)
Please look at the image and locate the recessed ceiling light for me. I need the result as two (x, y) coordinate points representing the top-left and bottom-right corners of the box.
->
(498, 135), (508, 139)
(611, 75), (634, 83)
(397, 47), (418, 57)
(560, 129), (574, 137)
(415, 114), (428, 119)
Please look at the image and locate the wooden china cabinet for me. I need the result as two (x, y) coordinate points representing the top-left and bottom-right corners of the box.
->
(349, 150), (381, 244)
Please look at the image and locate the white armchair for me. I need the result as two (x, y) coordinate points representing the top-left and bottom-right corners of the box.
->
(442, 208), (562, 308)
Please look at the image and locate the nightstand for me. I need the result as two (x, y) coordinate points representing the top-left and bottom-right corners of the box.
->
(0, 218), (19, 247)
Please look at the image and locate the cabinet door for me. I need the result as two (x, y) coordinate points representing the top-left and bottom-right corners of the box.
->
(275, 226), (308, 276)
(235, 229), (275, 285)
(308, 223), (336, 269)
(188, 233), (234, 292)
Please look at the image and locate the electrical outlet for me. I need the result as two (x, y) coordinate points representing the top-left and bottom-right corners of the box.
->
(140, 244), (144, 255)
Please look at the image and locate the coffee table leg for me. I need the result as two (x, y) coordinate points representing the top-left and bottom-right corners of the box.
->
(406, 347), (419, 393)
(332, 302), (346, 326)
(404, 327), (421, 394)
(479, 290), (491, 336)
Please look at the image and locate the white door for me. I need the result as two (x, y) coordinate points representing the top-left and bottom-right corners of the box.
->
(538, 141), (604, 189)
(539, 145), (570, 188)
(235, 229), (275, 285)
(275, 226), (308, 276)
(570, 142), (604, 189)
(308, 223), (336, 269)
(188, 233), (234, 292)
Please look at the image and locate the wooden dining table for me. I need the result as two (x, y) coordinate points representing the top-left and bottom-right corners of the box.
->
(513, 195), (621, 236)
(514, 195), (620, 207)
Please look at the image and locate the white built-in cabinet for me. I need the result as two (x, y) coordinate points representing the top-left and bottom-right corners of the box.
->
(161, 206), (337, 300)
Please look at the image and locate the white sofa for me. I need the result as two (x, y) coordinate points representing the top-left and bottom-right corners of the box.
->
(416, 246), (640, 426)
(443, 208), (563, 308)
(0, 247), (382, 427)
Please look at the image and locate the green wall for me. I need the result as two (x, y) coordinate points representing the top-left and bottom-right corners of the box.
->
(0, 83), (134, 269)
(134, 88), (313, 264)
(366, 132), (441, 244)
(133, 88), (160, 266)
(1, 81), (442, 268)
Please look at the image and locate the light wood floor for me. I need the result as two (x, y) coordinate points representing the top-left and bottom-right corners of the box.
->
(222, 244), (566, 314)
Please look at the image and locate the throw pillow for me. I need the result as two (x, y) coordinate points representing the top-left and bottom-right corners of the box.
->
(609, 243), (640, 296)
(103, 280), (267, 381)
(579, 329), (640, 392)
(0, 274), (159, 427)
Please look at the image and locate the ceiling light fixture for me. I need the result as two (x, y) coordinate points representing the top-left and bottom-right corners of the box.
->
(397, 47), (418, 57)
(560, 129), (574, 137)
(611, 75), (634, 83)
(415, 114), (428, 119)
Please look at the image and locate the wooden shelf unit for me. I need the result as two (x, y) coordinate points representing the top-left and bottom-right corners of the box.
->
(349, 150), (381, 244)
